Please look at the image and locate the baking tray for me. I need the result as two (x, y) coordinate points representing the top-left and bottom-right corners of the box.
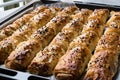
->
(0, 0), (120, 80)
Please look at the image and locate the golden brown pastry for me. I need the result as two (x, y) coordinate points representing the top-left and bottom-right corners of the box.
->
(5, 12), (71, 70)
(0, 36), (19, 63)
(95, 33), (119, 53)
(54, 47), (91, 80)
(105, 21), (120, 35)
(105, 11), (120, 53)
(53, 31), (99, 80)
(31, 6), (48, 14)
(0, 6), (48, 41)
(5, 27), (55, 70)
(82, 19), (104, 37)
(12, 8), (57, 41)
(82, 9), (109, 37)
(61, 6), (78, 15)
(0, 7), (58, 63)
(69, 31), (99, 52)
(105, 11), (120, 35)
(54, 9), (109, 80)
(106, 11), (120, 26)
(28, 9), (93, 76)
(84, 11), (119, 80)
(72, 9), (93, 24)
(0, 6), (77, 41)
(88, 9), (109, 24)
(0, 14), (33, 41)
(84, 50), (118, 80)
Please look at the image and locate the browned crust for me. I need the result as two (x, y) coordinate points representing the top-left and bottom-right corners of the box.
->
(95, 33), (119, 52)
(0, 6), (48, 41)
(28, 9), (92, 76)
(5, 12), (70, 70)
(54, 47), (91, 80)
(84, 11), (119, 80)
(84, 50), (118, 80)
(88, 9), (109, 24)
(0, 8), (58, 64)
(54, 9), (109, 80)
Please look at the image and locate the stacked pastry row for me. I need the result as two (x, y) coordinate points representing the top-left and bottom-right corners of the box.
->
(106, 11), (120, 54)
(0, 6), (48, 41)
(54, 9), (109, 80)
(84, 11), (120, 80)
(28, 9), (93, 76)
(0, 6), (62, 63)
(4, 6), (79, 70)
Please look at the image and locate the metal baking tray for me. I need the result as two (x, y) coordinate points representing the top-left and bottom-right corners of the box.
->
(0, 0), (120, 80)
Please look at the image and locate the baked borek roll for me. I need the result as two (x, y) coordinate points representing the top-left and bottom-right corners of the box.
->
(5, 12), (71, 70)
(28, 9), (92, 75)
(69, 31), (99, 52)
(72, 9), (93, 24)
(0, 7), (58, 63)
(88, 9), (109, 24)
(84, 11), (119, 80)
(28, 9), (92, 76)
(82, 19), (104, 37)
(105, 21), (120, 35)
(84, 50), (118, 80)
(95, 33), (119, 53)
(54, 47), (91, 80)
(106, 11), (120, 54)
(54, 9), (109, 80)
(82, 9), (109, 37)
(106, 11), (120, 26)
(61, 6), (78, 15)
(5, 27), (55, 70)
(0, 6), (48, 41)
